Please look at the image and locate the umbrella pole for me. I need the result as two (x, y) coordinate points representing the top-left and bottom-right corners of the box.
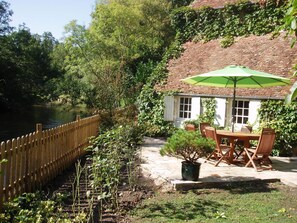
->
(232, 80), (237, 132)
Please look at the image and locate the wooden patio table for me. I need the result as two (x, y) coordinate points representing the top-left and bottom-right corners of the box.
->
(216, 130), (260, 163)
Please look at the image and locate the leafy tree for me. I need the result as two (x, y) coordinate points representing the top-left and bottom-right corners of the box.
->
(283, 0), (297, 103)
(55, 0), (174, 110)
(0, 26), (60, 110)
(0, 0), (12, 35)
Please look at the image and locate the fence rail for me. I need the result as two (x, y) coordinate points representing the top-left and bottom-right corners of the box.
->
(0, 114), (100, 209)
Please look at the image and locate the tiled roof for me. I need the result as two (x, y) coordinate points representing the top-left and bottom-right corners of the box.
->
(191, 0), (258, 8)
(157, 34), (297, 99)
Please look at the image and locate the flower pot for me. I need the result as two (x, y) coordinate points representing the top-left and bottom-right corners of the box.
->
(181, 161), (201, 181)
(185, 124), (196, 131)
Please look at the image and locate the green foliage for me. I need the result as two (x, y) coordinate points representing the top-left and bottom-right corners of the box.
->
(0, 192), (77, 223)
(160, 129), (215, 163)
(170, 1), (285, 42)
(198, 98), (216, 125)
(183, 119), (200, 128)
(54, 0), (174, 110)
(258, 100), (297, 156)
(283, 0), (297, 39)
(137, 38), (183, 136)
(88, 123), (144, 212)
(0, 1), (12, 35)
(0, 26), (61, 110)
(281, 0), (297, 104)
(220, 35), (235, 48)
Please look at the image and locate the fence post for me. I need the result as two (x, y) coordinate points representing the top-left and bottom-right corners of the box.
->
(35, 124), (42, 189)
(76, 115), (81, 156)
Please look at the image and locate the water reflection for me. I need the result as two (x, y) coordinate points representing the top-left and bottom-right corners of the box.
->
(0, 105), (89, 142)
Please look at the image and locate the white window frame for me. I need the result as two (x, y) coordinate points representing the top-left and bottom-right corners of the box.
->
(233, 99), (249, 125)
(179, 97), (192, 119)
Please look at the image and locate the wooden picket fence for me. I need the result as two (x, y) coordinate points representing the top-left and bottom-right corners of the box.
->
(0, 114), (100, 210)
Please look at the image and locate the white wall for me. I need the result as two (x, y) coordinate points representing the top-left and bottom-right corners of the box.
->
(214, 98), (226, 127)
(248, 100), (261, 128)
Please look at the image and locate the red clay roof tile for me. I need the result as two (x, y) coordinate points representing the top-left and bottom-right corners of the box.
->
(157, 34), (297, 99)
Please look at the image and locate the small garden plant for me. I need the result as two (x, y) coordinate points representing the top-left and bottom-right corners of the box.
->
(160, 130), (215, 164)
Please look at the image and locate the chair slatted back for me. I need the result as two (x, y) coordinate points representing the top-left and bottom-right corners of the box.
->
(205, 126), (215, 140)
(205, 127), (220, 149)
(200, 122), (211, 137)
(255, 128), (276, 155)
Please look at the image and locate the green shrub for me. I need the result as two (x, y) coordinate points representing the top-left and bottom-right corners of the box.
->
(88, 123), (145, 210)
(160, 130), (215, 163)
(258, 100), (297, 156)
(0, 192), (75, 223)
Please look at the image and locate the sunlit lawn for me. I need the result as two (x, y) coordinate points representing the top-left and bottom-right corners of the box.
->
(129, 182), (297, 223)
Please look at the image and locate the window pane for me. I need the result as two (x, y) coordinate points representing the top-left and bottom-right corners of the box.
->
(180, 105), (183, 110)
(238, 117), (242, 123)
(189, 98), (192, 103)
(179, 112), (183, 118)
(244, 101), (249, 107)
(238, 109), (242, 115)
(189, 105), (191, 111)
(185, 105), (188, 111)
(180, 98), (184, 103)
(244, 109), (249, 116)
(188, 113), (191, 119)
(238, 101), (243, 107)
(243, 117), (248, 124)
(185, 98), (188, 104)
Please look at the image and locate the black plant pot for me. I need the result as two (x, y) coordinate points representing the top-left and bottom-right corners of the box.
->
(181, 161), (201, 181)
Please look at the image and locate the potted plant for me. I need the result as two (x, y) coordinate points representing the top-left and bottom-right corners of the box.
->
(160, 130), (215, 181)
(183, 120), (199, 131)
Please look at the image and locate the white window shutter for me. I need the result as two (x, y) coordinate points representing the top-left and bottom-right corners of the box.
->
(164, 96), (174, 121)
(191, 97), (201, 120)
(215, 98), (226, 127)
(248, 100), (261, 127)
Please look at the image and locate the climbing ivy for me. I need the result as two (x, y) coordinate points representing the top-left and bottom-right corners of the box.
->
(258, 100), (297, 156)
(137, 38), (183, 136)
(198, 98), (216, 125)
(170, 0), (286, 43)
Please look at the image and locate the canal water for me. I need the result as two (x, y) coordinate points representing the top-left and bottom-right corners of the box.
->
(0, 105), (90, 142)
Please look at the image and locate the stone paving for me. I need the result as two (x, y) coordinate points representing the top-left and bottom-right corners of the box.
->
(140, 137), (297, 191)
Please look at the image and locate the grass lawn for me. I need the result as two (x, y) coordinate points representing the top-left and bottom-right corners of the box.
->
(129, 182), (297, 223)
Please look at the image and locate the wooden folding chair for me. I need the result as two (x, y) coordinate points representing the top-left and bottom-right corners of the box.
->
(205, 127), (231, 166)
(199, 122), (210, 137)
(244, 128), (276, 171)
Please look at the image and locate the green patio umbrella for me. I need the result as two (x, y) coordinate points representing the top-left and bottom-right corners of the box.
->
(181, 65), (291, 132)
